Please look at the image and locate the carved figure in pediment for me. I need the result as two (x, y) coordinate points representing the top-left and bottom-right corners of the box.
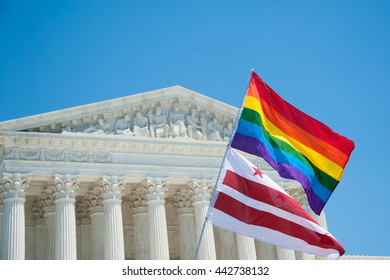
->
(207, 118), (221, 141)
(199, 114), (208, 140)
(115, 114), (133, 135)
(169, 102), (187, 138)
(223, 121), (233, 141)
(133, 111), (150, 137)
(61, 123), (74, 133)
(186, 107), (203, 140)
(83, 117), (111, 134)
(148, 106), (169, 138)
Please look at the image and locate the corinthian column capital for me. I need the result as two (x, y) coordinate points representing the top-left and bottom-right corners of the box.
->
(38, 184), (56, 213)
(51, 173), (80, 200)
(87, 186), (104, 213)
(169, 186), (194, 214)
(32, 200), (45, 224)
(188, 178), (214, 202)
(99, 175), (126, 200)
(1, 172), (32, 200)
(145, 177), (168, 201)
(127, 186), (148, 212)
(77, 197), (92, 222)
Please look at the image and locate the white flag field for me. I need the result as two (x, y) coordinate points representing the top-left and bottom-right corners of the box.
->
(206, 147), (345, 259)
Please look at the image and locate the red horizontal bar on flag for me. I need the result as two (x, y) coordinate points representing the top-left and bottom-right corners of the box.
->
(222, 170), (314, 223)
(213, 191), (345, 255)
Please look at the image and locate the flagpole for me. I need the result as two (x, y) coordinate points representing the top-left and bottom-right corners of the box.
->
(193, 69), (255, 260)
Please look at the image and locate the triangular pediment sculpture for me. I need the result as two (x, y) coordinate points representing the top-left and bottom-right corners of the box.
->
(0, 86), (238, 142)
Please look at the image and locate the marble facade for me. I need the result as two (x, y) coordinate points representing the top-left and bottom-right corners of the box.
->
(0, 86), (327, 260)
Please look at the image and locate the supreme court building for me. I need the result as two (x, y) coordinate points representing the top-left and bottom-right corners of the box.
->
(0, 86), (384, 260)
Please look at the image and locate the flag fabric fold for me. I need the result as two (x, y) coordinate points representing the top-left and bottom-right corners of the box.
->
(206, 147), (345, 259)
(231, 71), (355, 214)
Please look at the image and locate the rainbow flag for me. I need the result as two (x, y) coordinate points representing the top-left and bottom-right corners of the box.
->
(231, 71), (355, 215)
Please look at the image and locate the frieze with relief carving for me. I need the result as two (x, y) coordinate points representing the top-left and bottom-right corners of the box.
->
(57, 100), (235, 141)
(3, 147), (111, 163)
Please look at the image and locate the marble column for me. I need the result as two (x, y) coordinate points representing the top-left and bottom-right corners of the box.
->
(128, 187), (149, 260)
(32, 200), (46, 260)
(77, 197), (92, 260)
(255, 240), (277, 260)
(35, 219), (46, 260)
(169, 186), (196, 260)
(236, 234), (257, 260)
(90, 209), (104, 259)
(145, 177), (170, 260)
(89, 186), (104, 260)
(100, 175), (126, 260)
(39, 186), (56, 260)
(80, 218), (91, 260)
(190, 178), (216, 260)
(0, 172), (31, 260)
(53, 173), (79, 260)
(44, 206), (56, 260)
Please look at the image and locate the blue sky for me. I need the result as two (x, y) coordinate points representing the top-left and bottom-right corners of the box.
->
(1, 1), (389, 257)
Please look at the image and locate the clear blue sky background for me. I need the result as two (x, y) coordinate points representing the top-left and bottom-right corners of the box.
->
(1, 1), (389, 257)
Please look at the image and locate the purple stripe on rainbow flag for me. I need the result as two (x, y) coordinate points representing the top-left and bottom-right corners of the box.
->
(231, 132), (326, 213)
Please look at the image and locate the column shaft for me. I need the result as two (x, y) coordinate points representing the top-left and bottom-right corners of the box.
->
(35, 222), (46, 260)
(1, 197), (25, 259)
(148, 200), (169, 259)
(90, 211), (104, 260)
(133, 210), (150, 260)
(236, 234), (257, 260)
(80, 220), (91, 260)
(44, 210), (56, 259)
(193, 201), (216, 260)
(55, 198), (77, 259)
(177, 212), (196, 260)
(103, 199), (125, 260)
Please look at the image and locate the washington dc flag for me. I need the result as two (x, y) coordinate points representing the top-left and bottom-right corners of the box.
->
(231, 71), (355, 215)
(206, 147), (345, 259)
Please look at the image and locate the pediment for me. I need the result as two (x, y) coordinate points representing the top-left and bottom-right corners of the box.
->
(0, 86), (238, 142)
